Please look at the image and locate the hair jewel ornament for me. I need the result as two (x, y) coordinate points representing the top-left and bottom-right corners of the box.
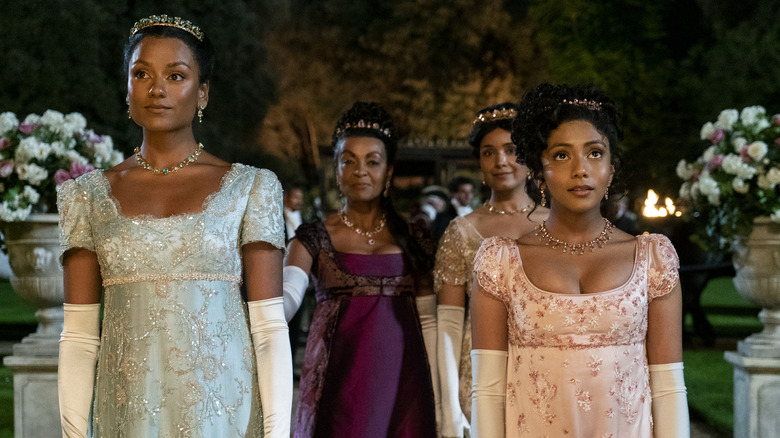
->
(541, 98), (603, 113)
(335, 119), (392, 138)
(472, 107), (517, 124)
(130, 15), (205, 42)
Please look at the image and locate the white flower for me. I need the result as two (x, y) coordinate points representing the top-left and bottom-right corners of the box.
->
(732, 177), (749, 194)
(722, 154), (757, 179)
(22, 114), (40, 125)
(767, 167), (780, 185)
(698, 172), (721, 206)
(676, 159), (695, 180)
(14, 136), (40, 163)
(747, 141), (768, 160)
(771, 209), (780, 223)
(700, 122), (716, 141)
(22, 186), (40, 204)
(702, 145), (718, 162)
(50, 141), (67, 157)
(0, 202), (32, 222)
(679, 181), (692, 199)
(732, 137), (747, 152)
(717, 109), (739, 130)
(93, 141), (113, 164)
(64, 112), (87, 133)
(740, 105), (766, 126)
(690, 181), (700, 199)
(0, 112), (19, 135)
(16, 163), (48, 185)
(40, 110), (65, 127)
(757, 174), (773, 189)
(110, 150), (124, 166)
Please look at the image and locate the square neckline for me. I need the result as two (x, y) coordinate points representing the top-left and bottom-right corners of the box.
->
(94, 163), (242, 221)
(511, 234), (643, 297)
(314, 222), (406, 279)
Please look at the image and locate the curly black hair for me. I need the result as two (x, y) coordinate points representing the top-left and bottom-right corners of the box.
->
(512, 83), (625, 204)
(124, 21), (215, 85)
(331, 101), (432, 275)
(467, 102), (519, 159)
(332, 101), (398, 163)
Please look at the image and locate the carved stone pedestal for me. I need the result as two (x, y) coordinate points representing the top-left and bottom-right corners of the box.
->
(723, 352), (780, 438)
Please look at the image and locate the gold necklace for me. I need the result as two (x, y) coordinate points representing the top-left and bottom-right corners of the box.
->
(338, 211), (387, 245)
(537, 218), (614, 255)
(134, 143), (204, 175)
(485, 200), (532, 215)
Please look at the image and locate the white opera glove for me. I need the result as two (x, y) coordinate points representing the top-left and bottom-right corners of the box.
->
(471, 349), (507, 438)
(282, 265), (309, 322)
(417, 294), (441, 432)
(59, 303), (101, 438)
(438, 305), (468, 437)
(248, 297), (292, 438)
(649, 362), (690, 438)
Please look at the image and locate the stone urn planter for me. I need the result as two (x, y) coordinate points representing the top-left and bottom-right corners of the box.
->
(2, 213), (63, 357)
(730, 216), (780, 358)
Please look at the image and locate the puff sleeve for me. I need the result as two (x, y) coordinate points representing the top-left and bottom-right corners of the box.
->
(433, 219), (469, 293)
(472, 237), (516, 306)
(57, 178), (95, 257)
(647, 234), (680, 302)
(241, 168), (285, 252)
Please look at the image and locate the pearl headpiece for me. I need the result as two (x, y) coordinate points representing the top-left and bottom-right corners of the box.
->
(473, 107), (517, 124)
(130, 15), (205, 42)
(542, 98), (603, 113)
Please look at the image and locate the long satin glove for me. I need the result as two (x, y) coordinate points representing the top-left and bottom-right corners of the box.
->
(59, 303), (101, 438)
(282, 265), (309, 322)
(471, 349), (507, 438)
(649, 362), (690, 438)
(438, 305), (469, 437)
(417, 295), (441, 432)
(248, 297), (292, 438)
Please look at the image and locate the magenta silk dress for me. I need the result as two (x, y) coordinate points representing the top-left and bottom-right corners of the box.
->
(292, 222), (436, 438)
(473, 234), (679, 437)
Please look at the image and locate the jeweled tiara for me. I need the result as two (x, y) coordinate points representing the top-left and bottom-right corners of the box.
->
(473, 108), (517, 124)
(130, 15), (204, 42)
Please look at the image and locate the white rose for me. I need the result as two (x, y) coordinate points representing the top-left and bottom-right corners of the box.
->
(732, 137), (747, 152)
(22, 114), (41, 125)
(717, 109), (739, 130)
(740, 105), (766, 126)
(757, 174), (773, 189)
(40, 110), (66, 134)
(110, 150), (124, 166)
(698, 172), (720, 196)
(732, 177), (749, 194)
(0, 112), (19, 135)
(702, 145), (718, 162)
(50, 141), (67, 157)
(771, 209), (780, 223)
(690, 181), (700, 199)
(14, 137), (39, 163)
(721, 154), (742, 175)
(64, 113), (87, 132)
(679, 182), (692, 199)
(676, 159), (695, 180)
(747, 141), (768, 160)
(767, 167), (780, 185)
(700, 122), (716, 141)
(93, 141), (112, 164)
(66, 150), (86, 164)
(22, 186), (40, 204)
(16, 163), (48, 185)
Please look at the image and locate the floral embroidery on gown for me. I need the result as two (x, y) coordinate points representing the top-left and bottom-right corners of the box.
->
(433, 215), (486, 419)
(473, 234), (679, 438)
(57, 164), (285, 438)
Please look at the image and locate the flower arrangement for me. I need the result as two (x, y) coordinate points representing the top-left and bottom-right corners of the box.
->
(677, 105), (780, 251)
(0, 110), (123, 223)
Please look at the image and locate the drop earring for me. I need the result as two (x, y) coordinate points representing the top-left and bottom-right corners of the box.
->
(384, 180), (390, 197)
(605, 176), (613, 200)
(127, 101), (131, 120)
(540, 185), (547, 208)
(198, 105), (205, 123)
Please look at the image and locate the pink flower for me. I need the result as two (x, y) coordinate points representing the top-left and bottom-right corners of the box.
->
(773, 114), (780, 125)
(708, 154), (724, 169)
(69, 161), (94, 178)
(0, 138), (10, 150)
(19, 123), (35, 134)
(54, 169), (71, 186)
(0, 160), (14, 178)
(711, 129), (725, 144)
(739, 145), (752, 163)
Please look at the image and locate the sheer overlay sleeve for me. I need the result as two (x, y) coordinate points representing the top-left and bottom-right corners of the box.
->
(647, 234), (680, 302)
(57, 178), (95, 256)
(433, 219), (468, 293)
(241, 168), (285, 252)
(472, 237), (516, 306)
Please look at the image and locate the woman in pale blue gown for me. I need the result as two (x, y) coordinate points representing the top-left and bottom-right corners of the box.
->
(56, 15), (292, 437)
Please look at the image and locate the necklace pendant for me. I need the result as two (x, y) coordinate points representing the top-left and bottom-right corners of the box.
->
(368, 238), (375, 245)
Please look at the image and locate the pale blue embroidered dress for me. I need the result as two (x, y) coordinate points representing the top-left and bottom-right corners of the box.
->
(57, 164), (285, 438)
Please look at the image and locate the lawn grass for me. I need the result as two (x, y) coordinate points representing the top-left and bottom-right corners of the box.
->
(0, 366), (13, 438)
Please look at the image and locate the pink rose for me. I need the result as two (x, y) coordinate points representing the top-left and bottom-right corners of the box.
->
(710, 129), (725, 144)
(54, 169), (72, 186)
(69, 161), (94, 178)
(740, 145), (751, 163)
(773, 114), (780, 125)
(19, 123), (35, 134)
(708, 154), (724, 169)
(0, 138), (10, 150)
(0, 160), (14, 178)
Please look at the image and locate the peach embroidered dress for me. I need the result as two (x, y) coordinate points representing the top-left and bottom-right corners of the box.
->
(473, 234), (679, 437)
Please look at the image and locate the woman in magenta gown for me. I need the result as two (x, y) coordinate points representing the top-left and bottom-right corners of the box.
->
(283, 102), (437, 438)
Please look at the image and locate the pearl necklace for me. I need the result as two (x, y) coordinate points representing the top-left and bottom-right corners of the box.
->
(537, 218), (614, 255)
(135, 143), (204, 175)
(485, 200), (532, 215)
(338, 211), (387, 245)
